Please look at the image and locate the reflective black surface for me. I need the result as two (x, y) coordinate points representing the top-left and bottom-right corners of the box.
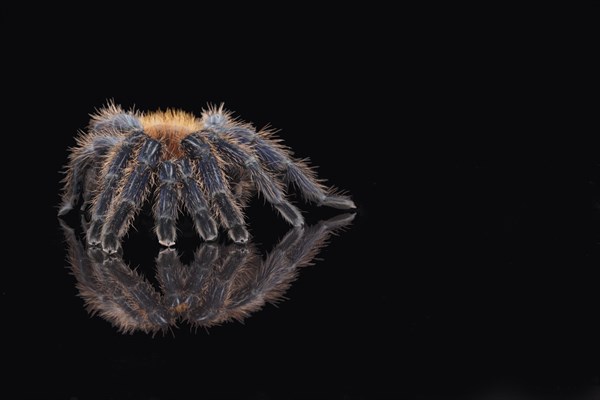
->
(4, 5), (600, 400)
(60, 214), (355, 335)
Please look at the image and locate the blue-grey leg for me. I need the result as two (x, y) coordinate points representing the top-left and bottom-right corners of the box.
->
(188, 244), (220, 295)
(233, 213), (355, 311)
(154, 161), (179, 246)
(155, 248), (188, 316)
(101, 137), (161, 253)
(59, 136), (121, 216)
(90, 112), (142, 134)
(187, 244), (249, 326)
(87, 131), (145, 246)
(59, 147), (96, 216)
(228, 127), (355, 209)
(97, 252), (171, 334)
(183, 243), (220, 319)
(177, 158), (219, 242)
(181, 135), (249, 243)
(206, 132), (304, 226)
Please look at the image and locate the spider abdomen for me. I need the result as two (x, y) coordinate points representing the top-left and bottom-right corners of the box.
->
(143, 126), (188, 159)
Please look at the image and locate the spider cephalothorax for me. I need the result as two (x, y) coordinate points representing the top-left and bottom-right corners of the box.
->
(59, 102), (355, 253)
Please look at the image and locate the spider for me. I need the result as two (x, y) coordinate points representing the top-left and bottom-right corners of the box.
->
(60, 213), (354, 334)
(58, 102), (355, 253)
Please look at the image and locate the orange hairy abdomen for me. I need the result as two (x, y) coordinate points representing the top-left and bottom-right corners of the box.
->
(141, 110), (200, 159)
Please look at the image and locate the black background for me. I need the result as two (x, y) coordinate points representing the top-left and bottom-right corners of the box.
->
(3, 4), (600, 400)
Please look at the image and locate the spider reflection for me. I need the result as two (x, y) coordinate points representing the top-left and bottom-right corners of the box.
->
(60, 214), (354, 334)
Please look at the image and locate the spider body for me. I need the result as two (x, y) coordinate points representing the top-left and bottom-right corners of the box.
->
(59, 103), (355, 253)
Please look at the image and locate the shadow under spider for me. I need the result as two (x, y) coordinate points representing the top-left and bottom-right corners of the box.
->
(60, 213), (355, 335)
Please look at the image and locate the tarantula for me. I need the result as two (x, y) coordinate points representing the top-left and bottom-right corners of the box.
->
(61, 213), (354, 334)
(59, 102), (355, 253)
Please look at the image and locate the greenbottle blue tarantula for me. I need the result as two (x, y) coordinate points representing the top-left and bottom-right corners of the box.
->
(59, 102), (355, 253)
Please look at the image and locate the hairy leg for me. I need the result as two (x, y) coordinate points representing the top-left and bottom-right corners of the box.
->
(211, 121), (355, 209)
(236, 213), (356, 310)
(182, 134), (249, 243)
(177, 158), (219, 241)
(153, 161), (180, 246)
(226, 169), (255, 210)
(205, 131), (304, 226)
(89, 102), (143, 134)
(253, 134), (355, 208)
(187, 244), (250, 327)
(60, 219), (99, 305)
(183, 243), (220, 321)
(101, 137), (161, 253)
(59, 135), (121, 216)
(155, 248), (190, 317)
(94, 251), (171, 334)
(62, 218), (171, 334)
(87, 131), (145, 245)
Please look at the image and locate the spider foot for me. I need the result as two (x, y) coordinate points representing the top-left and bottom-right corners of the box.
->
(158, 238), (176, 247)
(196, 218), (219, 242)
(228, 225), (249, 244)
(275, 202), (305, 227)
(87, 221), (103, 246)
(156, 220), (176, 247)
(320, 212), (356, 230)
(102, 233), (121, 254)
(320, 195), (356, 209)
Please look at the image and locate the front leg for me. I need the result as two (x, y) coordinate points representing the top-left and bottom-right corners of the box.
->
(101, 137), (161, 253)
(86, 131), (145, 246)
(177, 158), (219, 242)
(153, 161), (180, 246)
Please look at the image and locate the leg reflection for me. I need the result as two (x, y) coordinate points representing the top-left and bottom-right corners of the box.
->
(61, 213), (354, 334)
(62, 220), (172, 334)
